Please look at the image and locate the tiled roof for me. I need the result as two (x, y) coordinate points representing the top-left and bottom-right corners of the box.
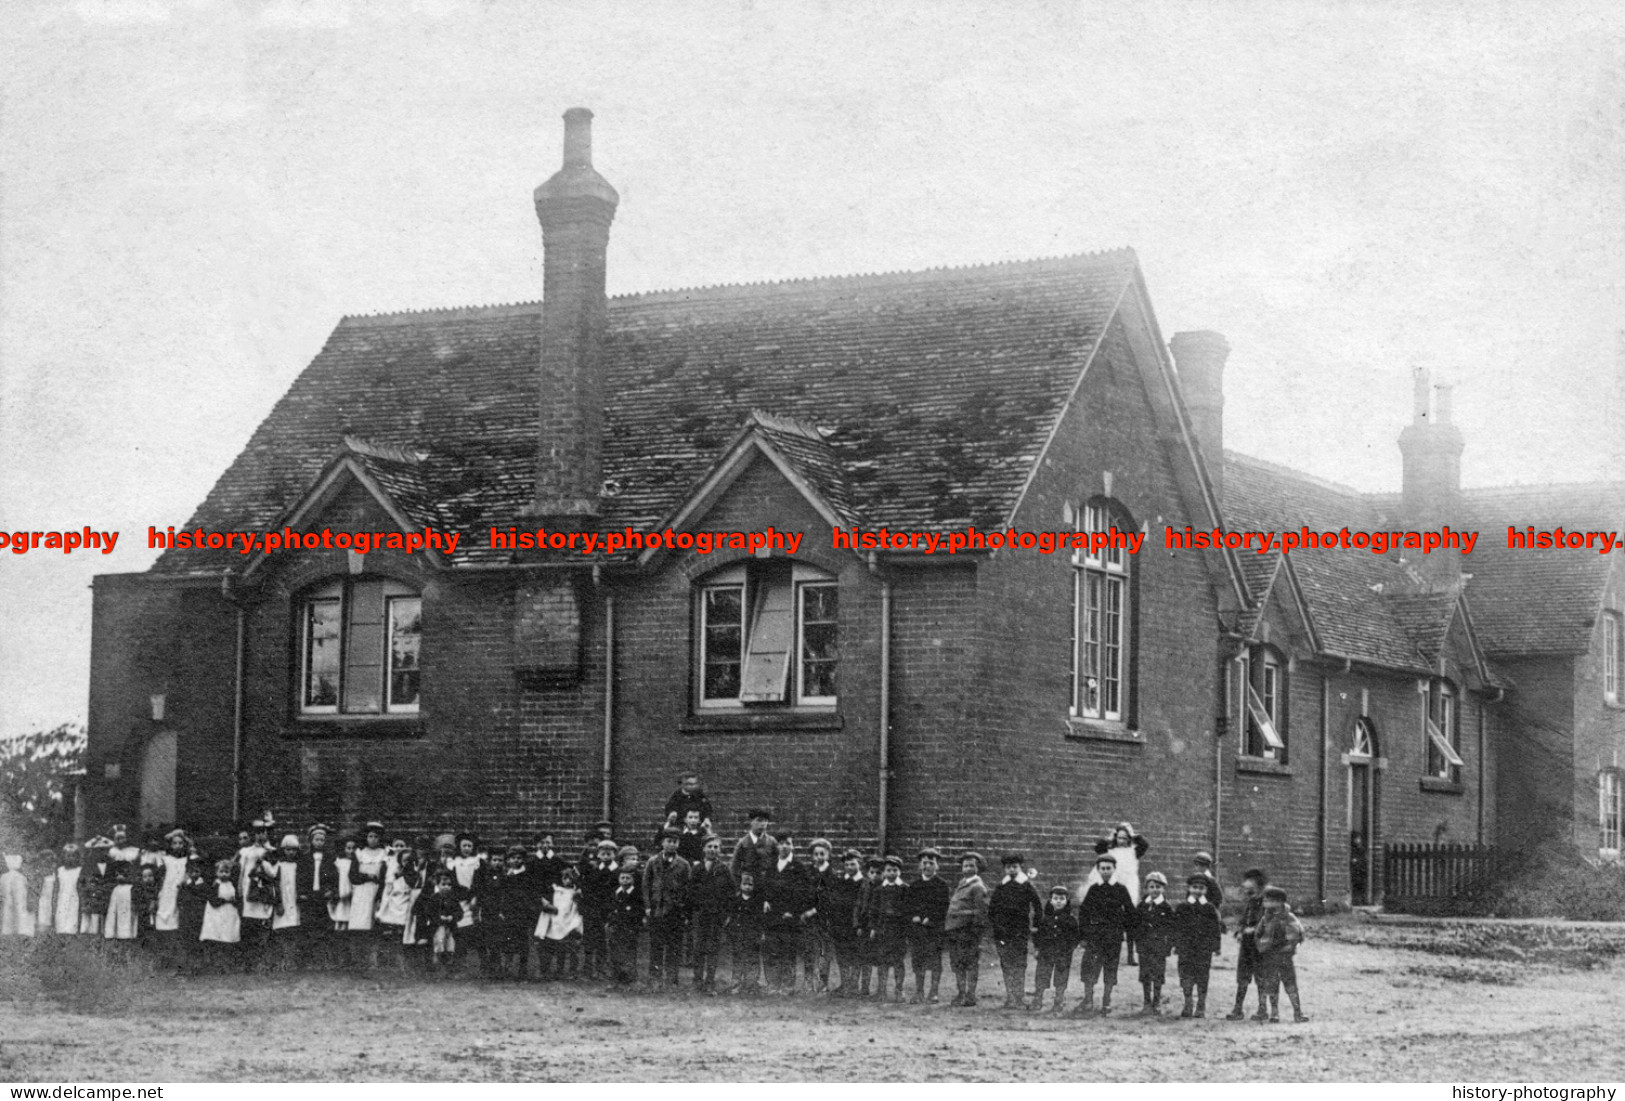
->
(735, 411), (858, 527)
(1454, 482), (1625, 654)
(156, 251), (1138, 574)
(1223, 453), (1433, 672)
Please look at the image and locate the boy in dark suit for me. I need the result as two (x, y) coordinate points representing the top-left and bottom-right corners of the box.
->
(729, 870), (765, 995)
(1254, 885), (1308, 1023)
(871, 855), (909, 1002)
(688, 834), (735, 994)
(1226, 868), (1269, 1021)
(1136, 871), (1176, 1014)
(607, 866), (645, 985)
(642, 827), (692, 986)
(761, 834), (816, 995)
(1030, 884), (1078, 1014)
(823, 849), (865, 997)
(295, 824), (341, 970)
(579, 838), (619, 980)
(1072, 852), (1138, 1015)
(854, 856), (884, 996)
(903, 847), (951, 1003)
(988, 852), (1042, 1010)
(1174, 872), (1224, 1017)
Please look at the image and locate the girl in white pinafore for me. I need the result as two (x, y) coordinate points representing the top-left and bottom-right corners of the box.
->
(534, 866), (584, 978)
(1, 854), (34, 938)
(271, 835), (303, 936)
(198, 858), (241, 970)
(154, 831), (195, 935)
(101, 826), (142, 941)
(329, 837), (356, 930)
(50, 844), (84, 935)
(347, 824), (388, 934)
(33, 850), (57, 937)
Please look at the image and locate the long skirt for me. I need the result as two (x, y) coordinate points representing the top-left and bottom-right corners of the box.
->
(103, 884), (138, 940)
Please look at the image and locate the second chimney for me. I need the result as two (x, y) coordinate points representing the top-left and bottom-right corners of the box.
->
(531, 107), (619, 520)
(1169, 330), (1231, 504)
(1398, 367), (1464, 531)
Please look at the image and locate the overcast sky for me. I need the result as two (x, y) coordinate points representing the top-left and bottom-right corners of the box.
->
(2, 0), (1622, 743)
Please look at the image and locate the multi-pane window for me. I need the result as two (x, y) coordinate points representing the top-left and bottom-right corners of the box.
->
(300, 578), (421, 715)
(1600, 771), (1621, 859)
(1423, 679), (1463, 780)
(1240, 645), (1288, 760)
(1605, 612), (1620, 703)
(697, 562), (838, 708)
(1072, 501), (1130, 722)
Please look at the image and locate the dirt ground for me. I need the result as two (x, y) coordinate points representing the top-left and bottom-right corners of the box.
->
(3, 916), (1624, 1082)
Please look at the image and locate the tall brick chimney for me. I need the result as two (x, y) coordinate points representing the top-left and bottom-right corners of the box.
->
(531, 107), (618, 520)
(1398, 367), (1464, 530)
(1169, 331), (1230, 503)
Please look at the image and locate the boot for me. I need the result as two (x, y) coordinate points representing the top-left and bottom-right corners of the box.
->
(950, 967), (966, 1006)
(1140, 981), (1154, 1015)
(911, 972), (925, 1004)
(859, 966), (871, 997)
(1027, 988), (1046, 1012)
(927, 972), (941, 1004)
(1152, 983), (1164, 1015)
(963, 968), (978, 1007)
(1225, 991), (1247, 1021)
(1049, 989), (1067, 1015)
(1068, 987), (1094, 1017)
(1180, 991), (1194, 1018)
(1100, 983), (1113, 1015)
(894, 975), (905, 1002)
(1196, 989), (1207, 1018)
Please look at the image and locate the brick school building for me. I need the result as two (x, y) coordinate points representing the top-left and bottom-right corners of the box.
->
(83, 109), (1625, 905)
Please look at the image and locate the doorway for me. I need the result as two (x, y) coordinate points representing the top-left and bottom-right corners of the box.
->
(1348, 716), (1377, 905)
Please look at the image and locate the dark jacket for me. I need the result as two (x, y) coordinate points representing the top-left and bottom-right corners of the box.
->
(579, 859), (619, 918)
(688, 858), (736, 916)
(675, 830), (708, 867)
(410, 889), (464, 944)
(642, 853), (693, 919)
(1136, 898), (1176, 958)
(871, 880), (909, 932)
(1077, 880), (1138, 945)
(729, 830), (778, 885)
(663, 787), (714, 827)
(822, 872), (865, 939)
(1254, 905), (1305, 958)
(902, 875), (952, 931)
(1172, 898), (1224, 958)
(762, 859), (816, 928)
(293, 850), (342, 907)
(1195, 870), (1224, 908)
(989, 876), (1044, 944)
(608, 885), (645, 931)
(732, 890), (766, 937)
(1033, 899), (1079, 955)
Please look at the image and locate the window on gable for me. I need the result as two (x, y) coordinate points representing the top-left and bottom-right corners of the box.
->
(299, 578), (421, 716)
(1600, 771), (1621, 861)
(696, 561), (837, 709)
(1604, 612), (1621, 704)
(1240, 644), (1288, 761)
(1423, 678), (1463, 780)
(1071, 500), (1133, 723)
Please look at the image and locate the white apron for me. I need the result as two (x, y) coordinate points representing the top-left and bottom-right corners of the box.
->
(272, 861), (300, 930)
(329, 857), (353, 925)
(35, 868), (57, 933)
(1, 858), (33, 936)
(348, 848), (387, 932)
(155, 853), (190, 931)
(102, 846), (141, 940)
(536, 884), (582, 940)
(200, 881), (241, 944)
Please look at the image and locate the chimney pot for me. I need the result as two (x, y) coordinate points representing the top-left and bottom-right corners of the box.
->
(563, 107), (593, 168)
(1169, 330), (1230, 504)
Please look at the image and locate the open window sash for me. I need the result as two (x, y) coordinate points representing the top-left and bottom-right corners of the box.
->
(1246, 683), (1285, 750)
(1425, 717), (1464, 767)
(738, 580), (795, 702)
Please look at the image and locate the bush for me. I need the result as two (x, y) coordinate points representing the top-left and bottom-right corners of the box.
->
(1489, 846), (1625, 921)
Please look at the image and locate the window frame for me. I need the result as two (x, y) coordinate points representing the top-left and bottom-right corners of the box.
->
(1240, 644), (1288, 762)
(1423, 678), (1463, 781)
(1604, 611), (1620, 704)
(1070, 499), (1132, 724)
(1600, 770), (1621, 861)
(296, 576), (422, 718)
(694, 562), (838, 711)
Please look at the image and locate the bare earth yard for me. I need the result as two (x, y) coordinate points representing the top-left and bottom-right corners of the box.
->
(3, 917), (1623, 1082)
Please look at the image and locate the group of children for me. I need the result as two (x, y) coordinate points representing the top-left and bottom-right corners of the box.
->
(0, 801), (1309, 1023)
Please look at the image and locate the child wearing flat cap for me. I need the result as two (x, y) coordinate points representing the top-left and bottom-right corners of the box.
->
(1136, 871), (1176, 1014)
(1072, 851), (1138, 1015)
(1173, 872), (1224, 1017)
(944, 851), (990, 1006)
(989, 852), (1042, 1010)
(1253, 885), (1308, 1023)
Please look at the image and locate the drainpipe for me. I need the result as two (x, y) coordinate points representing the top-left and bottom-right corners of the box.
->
(1215, 653), (1229, 869)
(222, 573), (246, 827)
(1318, 672), (1330, 906)
(601, 585), (615, 825)
(869, 552), (892, 855)
(1476, 701), (1485, 844)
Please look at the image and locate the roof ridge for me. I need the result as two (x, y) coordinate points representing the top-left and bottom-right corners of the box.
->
(746, 409), (831, 442)
(1223, 449), (1366, 497)
(608, 248), (1139, 303)
(336, 249), (1141, 326)
(1459, 479), (1625, 497)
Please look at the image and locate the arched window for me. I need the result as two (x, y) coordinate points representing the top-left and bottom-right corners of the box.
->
(1070, 499), (1134, 723)
(298, 577), (421, 715)
(1239, 644), (1288, 761)
(695, 561), (837, 709)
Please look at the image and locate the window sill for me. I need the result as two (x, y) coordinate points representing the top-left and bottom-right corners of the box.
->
(1235, 756), (1294, 776)
(1419, 776), (1464, 795)
(1065, 718), (1143, 743)
(287, 715), (424, 739)
(680, 710), (843, 734)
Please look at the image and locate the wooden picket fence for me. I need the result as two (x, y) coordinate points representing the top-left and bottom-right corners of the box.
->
(1382, 842), (1502, 915)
